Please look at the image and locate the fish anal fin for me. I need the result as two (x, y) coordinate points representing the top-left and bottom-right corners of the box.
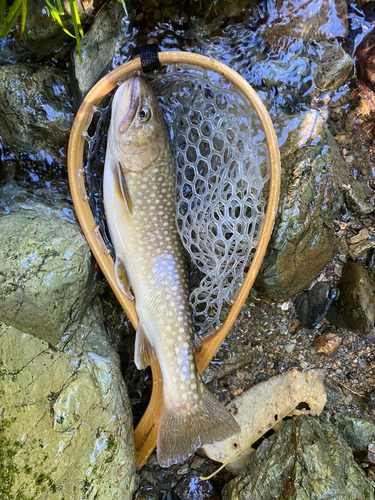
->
(113, 161), (133, 215)
(135, 323), (155, 369)
(115, 258), (134, 300)
(157, 382), (240, 467)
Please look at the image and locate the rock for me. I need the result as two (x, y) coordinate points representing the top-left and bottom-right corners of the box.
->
(348, 240), (375, 260)
(344, 180), (375, 216)
(335, 415), (375, 451)
(0, 64), (74, 160)
(249, 56), (311, 91)
(295, 282), (339, 329)
(262, 0), (348, 46)
(350, 229), (370, 245)
(327, 260), (375, 334)
(0, 209), (93, 345)
(69, 1), (126, 110)
(20, 0), (102, 58)
(135, 486), (159, 500)
(314, 331), (342, 354)
(356, 28), (375, 91)
(257, 127), (349, 299)
(172, 475), (220, 500)
(312, 41), (353, 92)
(222, 416), (374, 500)
(0, 301), (136, 499)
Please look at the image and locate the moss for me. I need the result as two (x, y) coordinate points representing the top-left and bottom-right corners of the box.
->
(106, 434), (117, 452)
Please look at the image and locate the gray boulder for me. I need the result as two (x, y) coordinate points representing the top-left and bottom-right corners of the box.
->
(69, 0), (126, 110)
(0, 64), (74, 160)
(0, 209), (93, 345)
(257, 122), (349, 299)
(0, 300), (136, 499)
(222, 415), (374, 500)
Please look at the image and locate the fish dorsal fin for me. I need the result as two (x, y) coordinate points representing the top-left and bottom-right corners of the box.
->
(115, 257), (134, 300)
(135, 323), (155, 369)
(114, 161), (133, 215)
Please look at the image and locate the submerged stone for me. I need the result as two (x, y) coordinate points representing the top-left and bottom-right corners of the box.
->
(295, 282), (338, 329)
(0, 300), (136, 499)
(0, 64), (74, 160)
(257, 127), (348, 299)
(344, 180), (374, 216)
(222, 415), (374, 500)
(312, 41), (353, 92)
(262, 0), (348, 46)
(172, 475), (220, 500)
(327, 260), (375, 335)
(0, 209), (93, 345)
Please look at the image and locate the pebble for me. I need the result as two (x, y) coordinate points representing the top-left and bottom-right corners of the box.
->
(190, 456), (206, 469)
(172, 475), (220, 500)
(348, 240), (375, 260)
(177, 463), (190, 475)
(314, 332), (342, 354)
(349, 228), (370, 244)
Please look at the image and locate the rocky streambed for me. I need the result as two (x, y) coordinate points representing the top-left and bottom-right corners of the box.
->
(0, 0), (375, 499)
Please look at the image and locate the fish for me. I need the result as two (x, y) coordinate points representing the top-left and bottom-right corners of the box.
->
(103, 75), (240, 467)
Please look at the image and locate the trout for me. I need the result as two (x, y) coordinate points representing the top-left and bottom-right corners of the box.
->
(103, 75), (240, 466)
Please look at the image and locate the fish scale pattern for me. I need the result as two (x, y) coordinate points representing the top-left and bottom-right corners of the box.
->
(152, 68), (269, 336)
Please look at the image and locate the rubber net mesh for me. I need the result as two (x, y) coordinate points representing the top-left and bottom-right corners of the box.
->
(82, 65), (270, 338)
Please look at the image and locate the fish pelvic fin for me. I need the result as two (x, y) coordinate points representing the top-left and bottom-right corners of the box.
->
(134, 322), (155, 369)
(114, 257), (134, 300)
(156, 383), (240, 467)
(113, 160), (133, 215)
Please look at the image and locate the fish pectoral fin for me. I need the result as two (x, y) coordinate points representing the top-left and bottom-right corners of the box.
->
(113, 160), (133, 215)
(115, 258), (134, 300)
(135, 323), (155, 369)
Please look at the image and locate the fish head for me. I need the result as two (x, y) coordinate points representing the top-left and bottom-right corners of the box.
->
(109, 75), (169, 172)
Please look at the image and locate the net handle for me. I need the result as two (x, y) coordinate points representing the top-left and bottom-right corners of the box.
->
(67, 51), (280, 468)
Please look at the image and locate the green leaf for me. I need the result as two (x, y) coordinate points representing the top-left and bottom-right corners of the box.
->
(120, 0), (128, 16)
(45, 0), (64, 16)
(0, 0), (6, 25)
(20, 0), (27, 37)
(0, 0), (23, 37)
(68, 0), (83, 59)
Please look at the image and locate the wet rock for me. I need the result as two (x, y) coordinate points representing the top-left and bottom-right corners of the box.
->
(295, 282), (339, 329)
(21, 0), (102, 58)
(327, 260), (375, 334)
(262, 0), (348, 46)
(335, 415), (375, 451)
(0, 301), (136, 499)
(135, 485), (159, 500)
(314, 331), (342, 354)
(0, 209), (93, 345)
(348, 240), (375, 260)
(257, 127), (349, 299)
(172, 475), (220, 500)
(350, 229), (370, 245)
(222, 416), (374, 500)
(356, 28), (375, 90)
(0, 64), (74, 160)
(344, 180), (374, 216)
(69, 1), (126, 110)
(250, 56), (311, 91)
(312, 41), (353, 92)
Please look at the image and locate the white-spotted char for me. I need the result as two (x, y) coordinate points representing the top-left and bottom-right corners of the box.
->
(103, 76), (240, 466)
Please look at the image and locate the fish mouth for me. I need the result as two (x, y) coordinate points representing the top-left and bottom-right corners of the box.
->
(116, 77), (141, 134)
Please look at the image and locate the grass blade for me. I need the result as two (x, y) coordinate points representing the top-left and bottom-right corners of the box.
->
(0, 0), (23, 37)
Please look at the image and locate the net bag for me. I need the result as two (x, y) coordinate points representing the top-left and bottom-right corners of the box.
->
(68, 51), (280, 467)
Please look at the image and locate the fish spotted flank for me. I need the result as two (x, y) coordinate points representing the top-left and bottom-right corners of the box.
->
(103, 75), (240, 466)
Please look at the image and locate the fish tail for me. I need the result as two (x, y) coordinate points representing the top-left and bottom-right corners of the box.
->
(156, 384), (240, 467)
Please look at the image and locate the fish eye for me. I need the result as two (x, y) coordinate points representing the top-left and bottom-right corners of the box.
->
(139, 107), (152, 122)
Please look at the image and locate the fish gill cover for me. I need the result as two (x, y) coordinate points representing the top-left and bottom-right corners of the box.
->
(83, 64), (269, 338)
